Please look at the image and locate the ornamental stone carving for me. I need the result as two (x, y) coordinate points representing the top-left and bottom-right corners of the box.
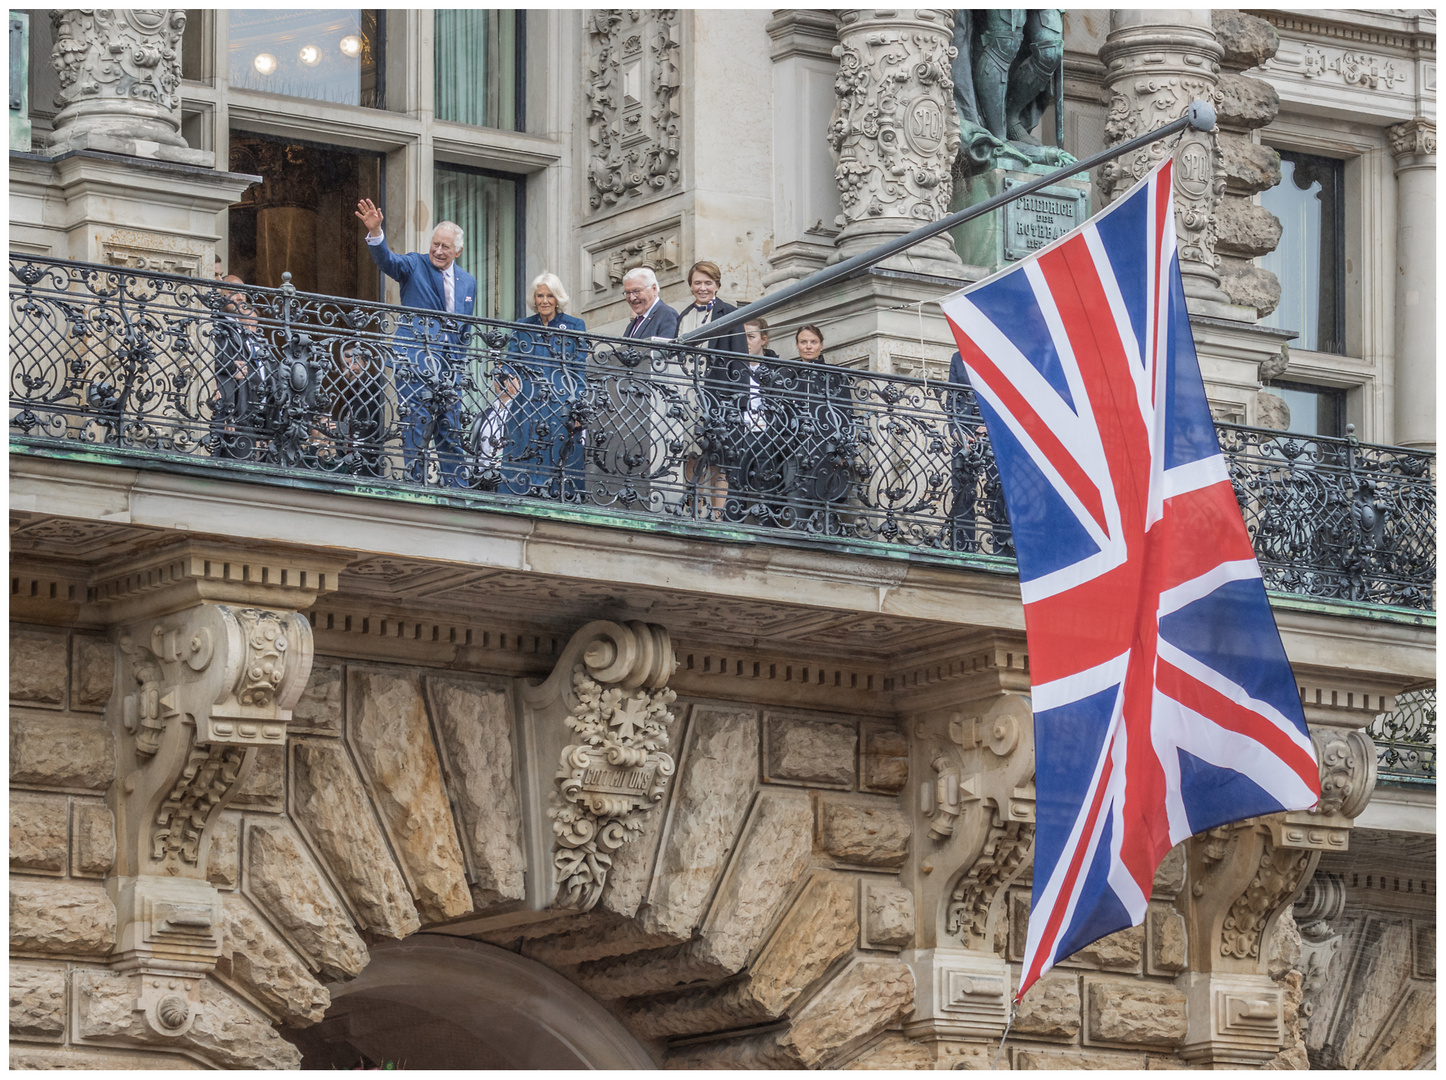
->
(585, 10), (682, 215)
(1099, 12), (1232, 313)
(827, 9), (964, 274)
(522, 619), (679, 912)
(47, 9), (209, 165)
(1387, 117), (1436, 163)
(1302, 46), (1407, 90)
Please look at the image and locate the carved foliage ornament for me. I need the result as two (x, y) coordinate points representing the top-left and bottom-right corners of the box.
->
(549, 666), (677, 911)
(586, 9), (682, 213)
(828, 13), (961, 229)
(1220, 838), (1314, 960)
(946, 818), (1033, 950)
(49, 9), (186, 113)
(1388, 118), (1436, 160)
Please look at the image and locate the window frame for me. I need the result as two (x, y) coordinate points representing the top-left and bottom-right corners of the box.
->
(433, 159), (528, 320)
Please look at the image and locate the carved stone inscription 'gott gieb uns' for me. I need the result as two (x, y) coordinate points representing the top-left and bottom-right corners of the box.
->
(827, 9), (964, 274)
(585, 9), (682, 215)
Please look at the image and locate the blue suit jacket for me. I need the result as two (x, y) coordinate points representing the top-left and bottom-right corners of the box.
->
(367, 237), (477, 316)
(624, 300), (679, 340)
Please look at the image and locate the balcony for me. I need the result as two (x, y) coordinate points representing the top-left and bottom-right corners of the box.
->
(8, 255), (1436, 621)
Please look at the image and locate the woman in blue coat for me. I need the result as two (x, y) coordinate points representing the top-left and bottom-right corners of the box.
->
(493, 273), (588, 499)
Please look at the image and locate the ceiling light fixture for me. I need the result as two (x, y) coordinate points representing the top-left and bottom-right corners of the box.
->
(339, 35), (362, 58)
(299, 44), (321, 66)
(253, 52), (278, 76)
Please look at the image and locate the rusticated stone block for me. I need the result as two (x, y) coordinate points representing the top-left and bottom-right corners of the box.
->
(779, 958), (915, 1068)
(1215, 201), (1282, 259)
(1257, 391), (1291, 431)
(11, 1045), (199, 1069)
(10, 878), (115, 956)
(861, 725), (909, 792)
(764, 713), (856, 788)
(1014, 971), (1081, 1039)
(862, 881), (914, 949)
(1085, 979), (1188, 1046)
(1014, 1048), (1145, 1069)
(1212, 9), (1279, 71)
(10, 712), (114, 790)
(642, 706), (758, 940)
(290, 738), (421, 939)
(10, 962), (66, 1040)
(1147, 903), (1188, 975)
(206, 813), (239, 889)
(426, 676), (525, 908)
(1219, 256), (1282, 318)
(11, 792), (68, 874)
(817, 798), (909, 868)
(73, 968), (302, 1069)
(844, 1035), (932, 1069)
(11, 629), (67, 706)
(292, 660), (343, 734)
(1219, 135), (1281, 195)
(231, 745), (284, 810)
(346, 668), (471, 923)
(245, 820), (368, 980)
(699, 791), (814, 973)
(70, 634), (115, 712)
(1217, 73), (1279, 130)
(218, 895), (329, 1025)
(1066, 923), (1144, 973)
(70, 800), (115, 877)
(1153, 845), (1187, 898)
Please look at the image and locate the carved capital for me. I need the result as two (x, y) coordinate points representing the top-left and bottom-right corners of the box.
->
(523, 620), (679, 912)
(1388, 117), (1436, 167)
(827, 9), (963, 272)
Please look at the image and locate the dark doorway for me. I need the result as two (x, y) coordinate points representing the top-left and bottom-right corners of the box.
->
(228, 132), (383, 301)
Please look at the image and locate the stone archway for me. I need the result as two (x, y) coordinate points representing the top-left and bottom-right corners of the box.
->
(283, 936), (656, 1069)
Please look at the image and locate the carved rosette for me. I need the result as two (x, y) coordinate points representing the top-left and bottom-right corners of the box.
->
(48, 9), (190, 148)
(1099, 15), (1230, 307)
(827, 9), (964, 273)
(585, 9), (682, 214)
(549, 667), (678, 911)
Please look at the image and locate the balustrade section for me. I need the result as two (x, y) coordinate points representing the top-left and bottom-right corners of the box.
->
(8, 256), (1435, 613)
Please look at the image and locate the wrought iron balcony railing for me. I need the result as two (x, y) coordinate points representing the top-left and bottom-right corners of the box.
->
(8, 256), (1436, 613)
(1371, 686), (1436, 786)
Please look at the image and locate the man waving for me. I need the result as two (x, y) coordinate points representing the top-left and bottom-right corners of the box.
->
(355, 197), (478, 484)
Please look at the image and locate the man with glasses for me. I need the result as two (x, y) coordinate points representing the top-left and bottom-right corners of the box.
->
(620, 267), (678, 339)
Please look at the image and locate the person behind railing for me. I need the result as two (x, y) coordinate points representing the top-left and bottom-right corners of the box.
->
(945, 349), (985, 551)
(788, 324), (858, 530)
(722, 317), (786, 521)
(210, 276), (273, 462)
(487, 272), (589, 499)
(620, 267), (678, 339)
(318, 339), (387, 479)
(678, 260), (749, 521)
(355, 197), (476, 486)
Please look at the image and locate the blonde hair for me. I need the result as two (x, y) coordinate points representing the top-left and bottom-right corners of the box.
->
(527, 271), (571, 312)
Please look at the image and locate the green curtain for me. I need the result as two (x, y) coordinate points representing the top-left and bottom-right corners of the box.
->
(435, 165), (519, 322)
(434, 10), (518, 130)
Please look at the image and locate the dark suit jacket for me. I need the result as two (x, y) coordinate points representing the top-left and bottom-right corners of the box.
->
(623, 300), (679, 340)
(366, 238), (477, 316)
(678, 299), (748, 356)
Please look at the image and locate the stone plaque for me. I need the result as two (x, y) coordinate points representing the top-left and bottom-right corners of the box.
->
(1002, 180), (1088, 261)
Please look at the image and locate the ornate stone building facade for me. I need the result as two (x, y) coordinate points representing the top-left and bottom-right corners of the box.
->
(8, 8), (1434, 1070)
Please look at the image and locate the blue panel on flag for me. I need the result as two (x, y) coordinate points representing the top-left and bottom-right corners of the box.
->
(1177, 749), (1286, 834)
(967, 271), (1076, 413)
(1090, 188), (1148, 364)
(1031, 685), (1117, 888)
(1051, 815), (1132, 961)
(1158, 577), (1308, 731)
(977, 394), (1101, 581)
(1162, 270), (1221, 469)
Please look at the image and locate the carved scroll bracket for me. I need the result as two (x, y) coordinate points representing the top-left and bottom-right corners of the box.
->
(522, 620), (679, 913)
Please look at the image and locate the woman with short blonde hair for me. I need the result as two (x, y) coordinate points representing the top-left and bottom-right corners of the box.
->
(526, 272), (571, 313)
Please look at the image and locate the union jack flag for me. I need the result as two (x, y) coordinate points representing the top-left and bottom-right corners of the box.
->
(938, 158), (1321, 1001)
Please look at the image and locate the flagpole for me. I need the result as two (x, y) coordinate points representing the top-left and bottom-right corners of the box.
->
(678, 100), (1217, 345)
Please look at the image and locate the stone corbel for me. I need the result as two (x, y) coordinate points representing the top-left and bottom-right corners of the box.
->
(1292, 871), (1346, 1038)
(521, 620), (679, 913)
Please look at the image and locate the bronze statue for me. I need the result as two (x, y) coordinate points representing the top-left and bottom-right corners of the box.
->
(952, 10), (1075, 170)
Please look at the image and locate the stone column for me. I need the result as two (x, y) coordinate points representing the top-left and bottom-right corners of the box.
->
(827, 9), (964, 276)
(1388, 118), (1435, 450)
(1098, 10), (1244, 317)
(45, 8), (210, 166)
